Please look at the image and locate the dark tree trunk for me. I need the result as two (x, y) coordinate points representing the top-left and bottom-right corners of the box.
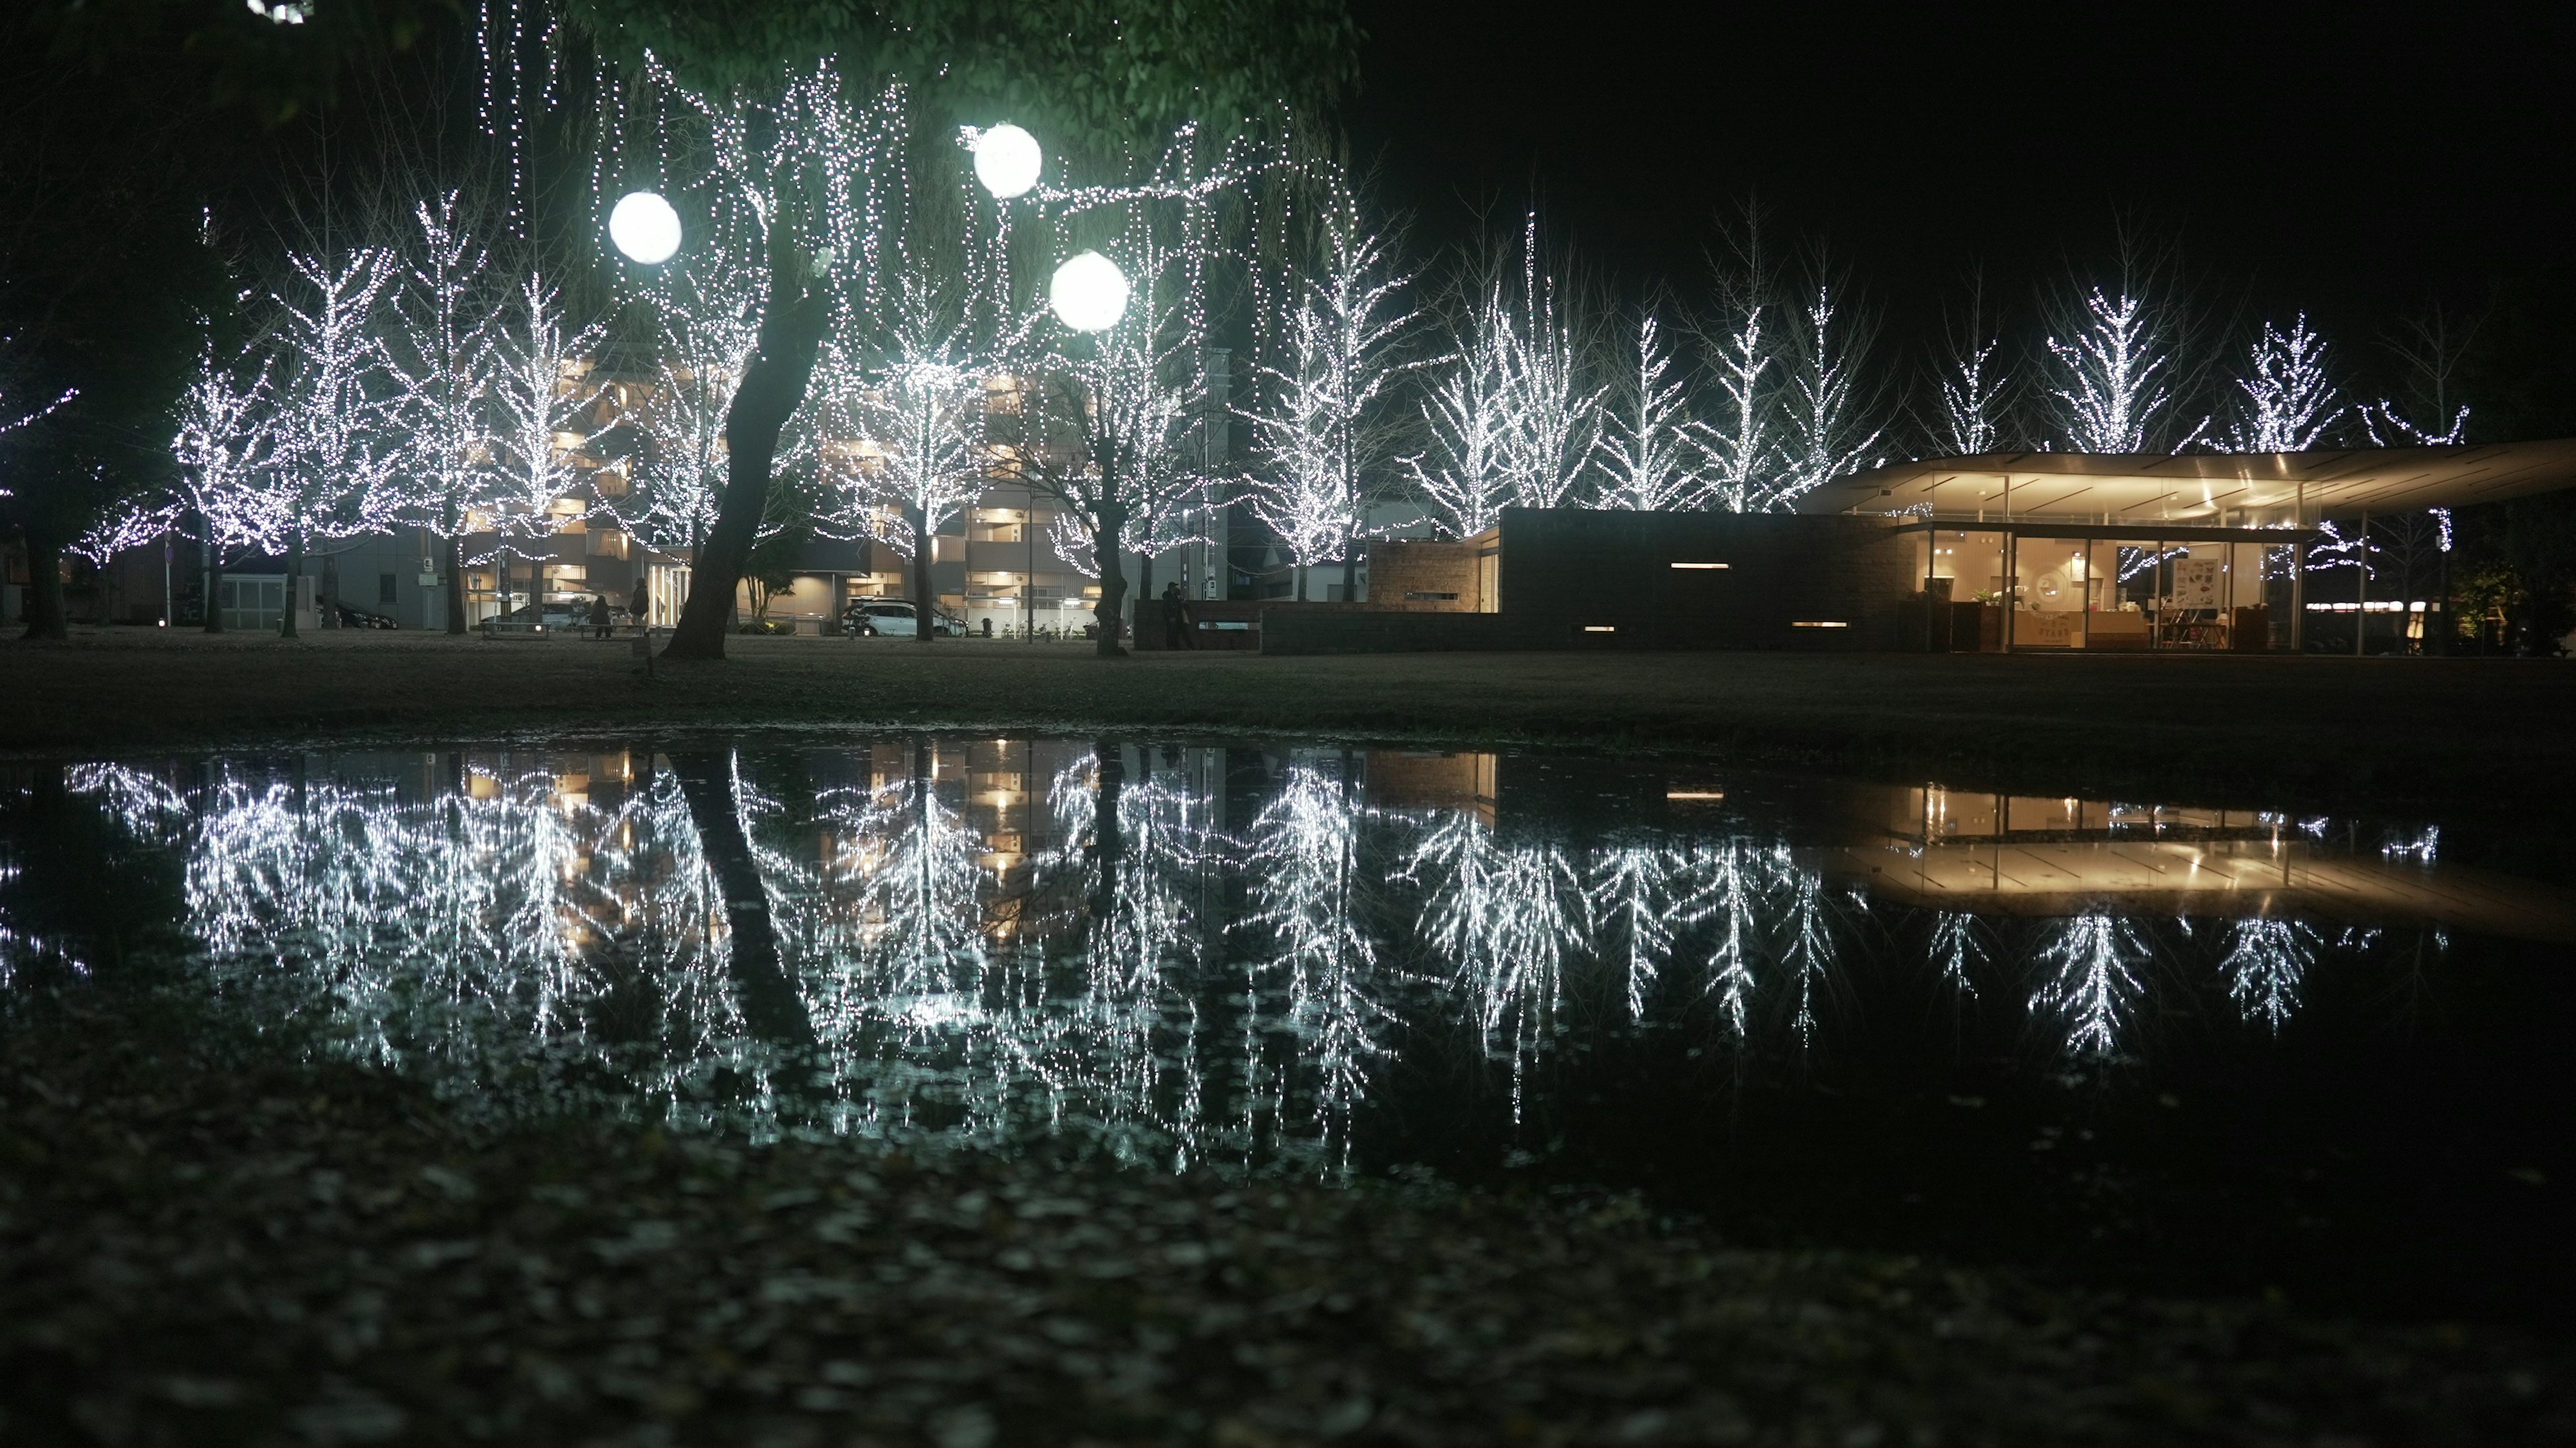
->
(203, 553), (225, 633)
(320, 553), (340, 630)
(444, 533), (468, 634)
(1089, 739), (1125, 927)
(280, 533), (303, 639)
(1341, 543), (1359, 604)
(1136, 551), (1154, 614)
(20, 530), (68, 641)
(912, 508), (935, 643)
(665, 256), (830, 662)
(1093, 502), (1130, 657)
(666, 750), (816, 1050)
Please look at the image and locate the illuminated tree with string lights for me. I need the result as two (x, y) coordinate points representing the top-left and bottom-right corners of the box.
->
(165, 338), (273, 630)
(1936, 276), (2009, 457)
(1242, 197), (1423, 600)
(484, 273), (612, 620)
(2222, 315), (2343, 453)
(1688, 212), (1781, 512)
(619, 247), (762, 559)
(2044, 287), (2186, 454)
(1776, 284), (1883, 506)
(1403, 274), (1515, 537)
(1593, 311), (1703, 511)
(818, 276), (989, 639)
(259, 247), (405, 636)
(1495, 215), (1604, 510)
(385, 194), (498, 634)
(1002, 165), (1229, 655)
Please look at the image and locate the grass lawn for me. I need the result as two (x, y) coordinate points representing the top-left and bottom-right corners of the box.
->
(5, 626), (2572, 813)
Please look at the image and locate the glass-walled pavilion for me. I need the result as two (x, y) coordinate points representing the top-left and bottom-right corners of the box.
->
(1800, 442), (2576, 653)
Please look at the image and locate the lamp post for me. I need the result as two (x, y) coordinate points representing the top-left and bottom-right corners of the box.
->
(972, 124), (1042, 201)
(604, 192), (679, 641)
(969, 125), (1044, 639)
(1047, 251), (1130, 334)
(1046, 251), (1131, 651)
(608, 191), (682, 266)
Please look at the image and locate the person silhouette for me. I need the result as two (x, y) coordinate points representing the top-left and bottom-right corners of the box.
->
(1160, 580), (1194, 650)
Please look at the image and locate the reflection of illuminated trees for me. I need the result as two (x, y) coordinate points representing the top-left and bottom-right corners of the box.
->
(1588, 843), (1678, 1020)
(1239, 760), (1389, 1153)
(1016, 746), (1232, 1167)
(1930, 912), (1984, 995)
(2031, 914), (2149, 1056)
(2220, 917), (2319, 1033)
(811, 751), (990, 999)
(77, 761), (608, 1068)
(42, 749), (2475, 1166)
(1404, 812), (1587, 1083)
(1671, 840), (1767, 1036)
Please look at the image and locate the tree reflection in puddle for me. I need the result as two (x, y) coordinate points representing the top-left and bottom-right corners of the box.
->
(15, 739), (2569, 1177)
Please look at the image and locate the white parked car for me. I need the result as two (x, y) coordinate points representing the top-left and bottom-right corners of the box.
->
(843, 598), (964, 637)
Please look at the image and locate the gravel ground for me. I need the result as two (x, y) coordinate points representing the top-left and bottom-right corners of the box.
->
(7, 628), (2576, 814)
(2, 979), (2569, 1448)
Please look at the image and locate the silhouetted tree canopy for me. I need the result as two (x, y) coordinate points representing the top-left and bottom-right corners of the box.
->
(566, 0), (1362, 156)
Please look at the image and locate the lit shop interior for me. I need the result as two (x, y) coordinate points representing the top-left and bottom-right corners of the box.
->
(1908, 525), (2292, 651)
(1803, 443), (2576, 652)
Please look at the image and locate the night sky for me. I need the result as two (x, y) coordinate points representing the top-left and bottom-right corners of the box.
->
(1346, 2), (2576, 349)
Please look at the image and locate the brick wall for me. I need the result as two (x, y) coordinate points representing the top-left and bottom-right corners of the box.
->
(1368, 539), (1485, 612)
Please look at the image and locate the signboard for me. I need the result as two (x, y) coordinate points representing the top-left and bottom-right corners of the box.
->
(2172, 557), (2222, 609)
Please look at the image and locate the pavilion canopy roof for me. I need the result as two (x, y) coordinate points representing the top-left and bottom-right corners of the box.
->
(1798, 441), (2576, 525)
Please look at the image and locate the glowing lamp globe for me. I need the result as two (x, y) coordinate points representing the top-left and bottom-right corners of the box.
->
(973, 124), (1042, 199)
(1049, 251), (1130, 333)
(608, 191), (682, 265)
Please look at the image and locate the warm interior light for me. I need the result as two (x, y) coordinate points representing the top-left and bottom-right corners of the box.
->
(608, 191), (682, 265)
(973, 124), (1043, 199)
(1790, 620), (1850, 628)
(1049, 251), (1130, 332)
(1669, 561), (1730, 570)
(1664, 791), (1726, 801)
(1582, 625), (1616, 632)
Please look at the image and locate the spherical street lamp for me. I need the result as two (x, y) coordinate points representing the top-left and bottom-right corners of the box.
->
(1049, 251), (1130, 333)
(608, 191), (682, 266)
(972, 124), (1042, 201)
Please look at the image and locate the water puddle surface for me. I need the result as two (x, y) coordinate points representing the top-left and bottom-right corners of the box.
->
(5, 736), (2571, 1323)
